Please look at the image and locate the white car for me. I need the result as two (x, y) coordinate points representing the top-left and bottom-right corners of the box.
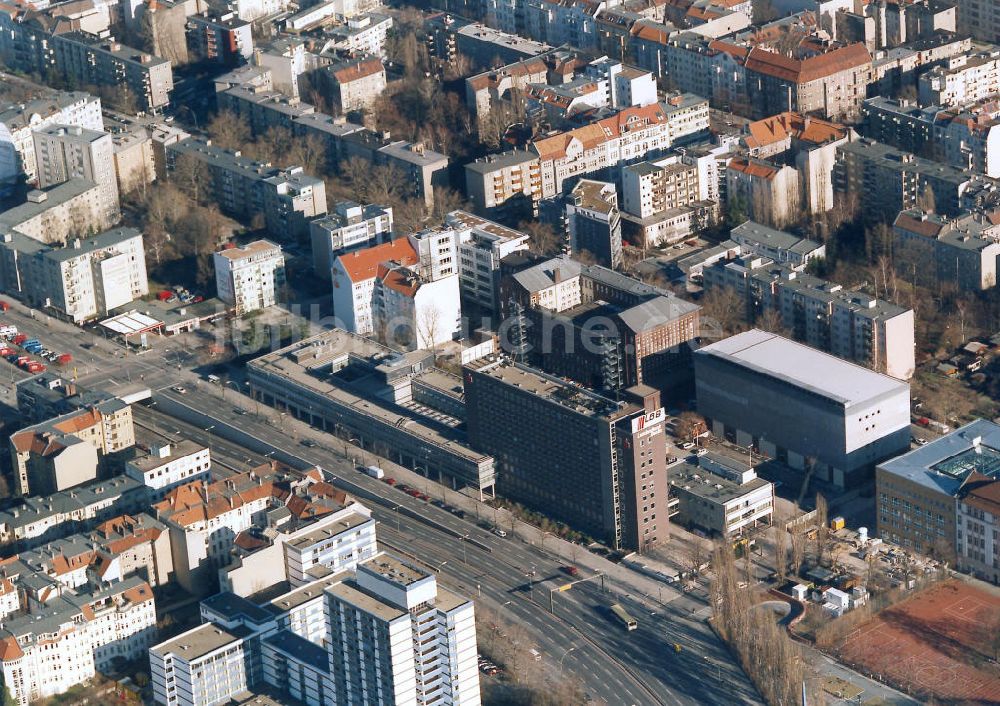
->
(680, 442), (696, 450)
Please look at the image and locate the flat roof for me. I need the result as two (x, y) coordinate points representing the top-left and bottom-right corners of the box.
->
(326, 580), (407, 622)
(362, 554), (429, 586)
(100, 310), (161, 336)
(130, 440), (207, 472)
(285, 511), (373, 549)
(150, 623), (248, 661)
(696, 329), (908, 406)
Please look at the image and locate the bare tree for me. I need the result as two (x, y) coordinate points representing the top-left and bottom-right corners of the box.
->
(790, 531), (805, 578)
(773, 525), (788, 584)
(171, 153), (210, 204)
(917, 183), (936, 213)
(675, 411), (706, 443)
(207, 110), (252, 152)
(418, 304), (443, 356)
(517, 220), (562, 256)
(701, 286), (747, 336)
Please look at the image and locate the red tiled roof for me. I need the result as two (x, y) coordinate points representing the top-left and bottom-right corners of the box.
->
(745, 43), (871, 83)
(331, 58), (384, 84)
(893, 212), (943, 237)
(532, 103), (668, 161)
(729, 157), (779, 180)
(744, 111), (846, 149)
(336, 239), (418, 284)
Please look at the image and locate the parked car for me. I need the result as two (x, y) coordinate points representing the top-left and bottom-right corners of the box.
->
(561, 566), (579, 576)
(493, 528), (508, 538)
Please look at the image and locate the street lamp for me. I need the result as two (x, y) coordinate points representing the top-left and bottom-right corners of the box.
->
(204, 425), (215, 452)
(703, 656), (722, 682)
(349, 437), (364, 468)
(559, 646), (577, 676)
(414, 466), (429, 496)
(392, 504), (402, 532)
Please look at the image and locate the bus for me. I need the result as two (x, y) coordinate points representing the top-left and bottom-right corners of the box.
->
(610, 603), (638, 631)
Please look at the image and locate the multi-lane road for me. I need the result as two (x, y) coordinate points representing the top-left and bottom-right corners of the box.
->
(0, 299), (763, 705)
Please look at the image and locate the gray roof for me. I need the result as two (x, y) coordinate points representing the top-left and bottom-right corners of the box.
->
(264, 630), (328, 672)
(838, 139), (971, 186)
(0, 179), (98, 229)
(465, 150), (538, 174)
(618, 296), (699, 332)
(696, 329), (908, 407)
(0, 92), (97, 131)
(150, 623), (251, 660)
(878, 418), (1000, 496)
(731, 220), (823, 256)
(511, 256), (583, 293)
(44, 227), (143, 262)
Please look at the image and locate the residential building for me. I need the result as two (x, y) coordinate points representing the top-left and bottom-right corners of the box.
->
(861, 97), (1000, 179)
(8, 399), (134, 497)
(111, 127), (157, 195)
(185, 11), (254, 65)
(331, 238), (419, 336)
(956, 472), (1000, 585)
(502, 256), (701, 393)
(834, 138), (971, 221)
(565, 179), (623, 270)
(956, 1), (1000, 44)
(374, 261), (462, 351)
(32, 125), (119, 227)
(0, 92), (102, 186)
(214, 240), (285, 316)
(246, 330), (496, 494)
(446, 210), (530, 313)
(218, 85), (317, 135)
(324, 13), (393, 57)
(253, 37), (313, 97)
(431, 15), (551, 68)
(729, 220), (825, 270)
(151, 551), (480, 706)
(726, 157), (801, 227)
(166, 139), (326, 238)
(703, 255), (916, 379)
(465, 359), (668, 551)
(740, 111), (855, 214)
(892, 209), (1000, 291)
(324, 56), (386, 114)
(0, 578), (156, 706)
(695, 329), (911, 486)
(668, 453), (774, 537)
(310, 202), (393, 280)
(0, 181), (109, 244)
(919, 50), (1000, 107)
(0, 227), (149, 324)
(876, 419), (1000, 566)
(125, 442), (211, 500)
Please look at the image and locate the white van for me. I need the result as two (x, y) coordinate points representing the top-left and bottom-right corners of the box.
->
(207, 374), (221, 384)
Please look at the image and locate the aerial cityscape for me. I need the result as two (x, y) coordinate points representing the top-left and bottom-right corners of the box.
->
(0, 0), (998, 704)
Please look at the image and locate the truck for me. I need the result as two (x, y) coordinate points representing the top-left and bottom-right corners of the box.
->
(0, 325), (16, 337)
(364, 465), (385, 480)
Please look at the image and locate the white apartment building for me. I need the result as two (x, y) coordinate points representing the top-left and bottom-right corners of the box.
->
(126, 441), (211, 499)
(214, 240), (286, 316)
(919, 51), (1000, 108)
(332, 238), (419, 335)
(0, 578), (156, 706)
(375, 264), (462, 351)
(33, 124), (120, 226)
(325, 13), (393, 57)
(0, 226), (148, 324)
(310, 202), (394, 280)
(446, 210), (529, 313)
(326, 56), (387, 114)
(151, 552), (480, 706)
(0, 93), (102, 185)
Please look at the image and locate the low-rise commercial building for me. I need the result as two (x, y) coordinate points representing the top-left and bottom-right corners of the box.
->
(668, 453), (773, 537)
(214, 240), (285, 316)
(465, 359), (668, 551)
(695, 329), (911, 486)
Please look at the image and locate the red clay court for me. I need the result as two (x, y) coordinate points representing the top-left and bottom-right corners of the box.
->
(837, 579), (1000, 704)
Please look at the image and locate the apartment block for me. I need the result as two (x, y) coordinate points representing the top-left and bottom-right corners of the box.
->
(957, 472), (1000, 585)
(324, 13), (394, 56)
(166, 139), (326, 238)
(324, 56), (386, 114)
(835, 138), (971, 221)
(112, 127), (157, 195)
(331, 238), (420, 336)
(218, 85), (316, 136)
(125, 441), (211, 500)
(729, 220), (825, 270)
(565, 179), (623, 270)
(445, 210), (530, 314)
(697, 329), (911, 486)
(33, 125), (120, 227)
(956, 0), (1000, 44)
(310, 202), (393, 280)
(151, 552), (480, 706)
(374, 261), (462, 351)
(892, 209), (1000, 291)
(861, 97), (1000, 179)
(0, 226), (149, 324)
(0, 578), (156, 706)
(0, 92), (102, 185)
(8, 398), (134, 497)
(726, 158), (801, 228)
(620, 154), (718, 248)
(876, 419), (1000, 566)
(919, 50), (1000, 107)
(185, 11), (254, 65)
(703, 254), (915, 379)
(466, 359), (668, 551)
(214, 240), (285, 316)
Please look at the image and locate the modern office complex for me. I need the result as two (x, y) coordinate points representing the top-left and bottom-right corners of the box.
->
(464, 358), (668, 551)
(695, 330), (911, 487)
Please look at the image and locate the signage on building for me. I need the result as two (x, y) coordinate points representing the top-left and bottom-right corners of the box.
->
(631, 407), (665, 432)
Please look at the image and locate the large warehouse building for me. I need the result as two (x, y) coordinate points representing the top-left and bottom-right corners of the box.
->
(694, 330), (910, 487)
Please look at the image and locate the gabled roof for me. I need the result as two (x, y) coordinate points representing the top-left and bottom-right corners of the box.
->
(531, 103), (668, 161)
(743, 111), (847, 150)
(335, 238), (418, 283)
(745, 43), (871, 83)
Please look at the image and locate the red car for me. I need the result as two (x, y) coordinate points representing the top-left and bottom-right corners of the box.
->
(561, 566), (579, 577)
(0, 301), (9, 312)
(382, 477), (397, 485)
(405, 489), (421, 498)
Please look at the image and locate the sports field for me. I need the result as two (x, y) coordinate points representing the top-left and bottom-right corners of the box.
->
(837, 580), (1000, 704)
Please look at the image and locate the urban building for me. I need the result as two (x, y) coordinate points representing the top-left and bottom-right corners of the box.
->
(324, 56), (386, 114)
(892, 209), (1000, 291)
(251, 37), (314, 97)
(834, 138), (971, 221)
(374, 259), (462, 351)
(919, 50), (1000, 107)
(125, 442), (211, 500)
(502, 255), (701, 393)
(151, 551), (480, 706)
(703, 254), (915, 379)
(956, 0), (1000, 44)
(310, 202), (393, 280)
(0, 227), (149, 324)
(667, 452), (774, 537)
(695, 329), (911, 486)
(565, 179), (623, 270)
(0, 577), (156, 706)
(214, 240), (285, 316)
(445, 210), (530, 313)
(111, 127), (157, 195)
(729, 220), (825, 270)
(0, 179), (110, 244)
(726, 157), (801, 228)
(0, 92), (102, 186)
(323, 13), (393, 57)
(185, 11), (254, 65)
(166, 139), (327, 238)
(246, 330), (497, 494)
(956, 472), (1000, 585)
(8, 399), (134, 497)
(465, 359), (668, 551)
(430, 15), (551, 69)
(218, 85), (317, 136)
(32, 125), (119, 227)
(876, 419), (1000, 567)
(331, 238), (420, 336)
